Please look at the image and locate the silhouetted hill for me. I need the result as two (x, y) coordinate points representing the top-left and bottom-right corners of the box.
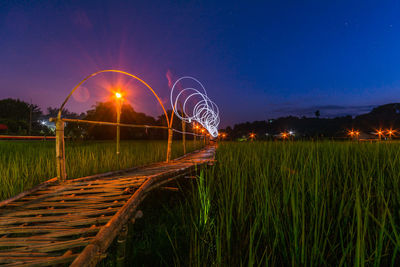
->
(222, 103), (400, 140)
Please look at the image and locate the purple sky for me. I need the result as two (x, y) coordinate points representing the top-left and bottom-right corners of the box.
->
(1, 1), (400, 127)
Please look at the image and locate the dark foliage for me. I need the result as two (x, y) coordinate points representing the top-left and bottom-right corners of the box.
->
(222, 103), (400, 140)
(0, 98), (48, 135)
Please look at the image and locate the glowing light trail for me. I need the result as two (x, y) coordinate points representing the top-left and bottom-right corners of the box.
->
(170, 77), (220, 138)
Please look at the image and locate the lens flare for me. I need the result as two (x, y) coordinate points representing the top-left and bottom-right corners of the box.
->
(170, 76), (220, 138)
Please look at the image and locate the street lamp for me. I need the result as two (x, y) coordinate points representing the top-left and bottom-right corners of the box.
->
(115, 91), (123, 155)
(348, 130), (354, 137)
(194, 124), (199, 142)
(201, 128), (206, 145)
(249, 133), (256, 141)
(387, 128), (396, 140)
(374, 129), (384, 140)
(221, 133), (227, 140)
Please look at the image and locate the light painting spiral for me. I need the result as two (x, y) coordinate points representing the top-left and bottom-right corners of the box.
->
(170, 76), (220, 138)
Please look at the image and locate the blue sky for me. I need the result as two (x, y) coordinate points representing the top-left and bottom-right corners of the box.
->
(1, 0), (400, 127)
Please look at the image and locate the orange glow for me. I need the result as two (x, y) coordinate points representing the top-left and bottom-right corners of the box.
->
(374, 129), (385, 138)
(115, 92), (122, 99)
(281, 132), (288, 139)
(249, 133), (256, 138)
(387, 128), (396, 137)
(201, 129), (205, 133)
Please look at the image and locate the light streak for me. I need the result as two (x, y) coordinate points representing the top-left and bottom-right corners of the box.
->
(170, 77), (220, 138)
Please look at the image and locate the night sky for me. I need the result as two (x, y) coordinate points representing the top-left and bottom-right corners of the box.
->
(1, 1), (400, 127)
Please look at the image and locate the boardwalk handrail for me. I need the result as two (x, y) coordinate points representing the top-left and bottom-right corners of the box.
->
(54, 70), (183, 182)
(50, 118), (169, 130)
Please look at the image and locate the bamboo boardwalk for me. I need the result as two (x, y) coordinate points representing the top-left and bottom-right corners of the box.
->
(0, 146), (216, 266)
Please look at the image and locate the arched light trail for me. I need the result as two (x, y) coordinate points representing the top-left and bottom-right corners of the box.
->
(170, 77), (220, 138)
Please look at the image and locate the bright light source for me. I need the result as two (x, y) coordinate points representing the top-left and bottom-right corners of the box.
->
(289, 131), (294, 135)
(115, 92), (122, 99)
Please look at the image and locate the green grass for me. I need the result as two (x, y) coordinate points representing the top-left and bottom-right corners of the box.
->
(0, 140), (203, 200)
(166, 141), (400, 266)
(3, 140), (400, 265)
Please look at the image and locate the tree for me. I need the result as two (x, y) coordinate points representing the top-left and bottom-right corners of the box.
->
(84, 101), (158, 140)
(315, 110), (320, 119)
(0, 98), (44, 135)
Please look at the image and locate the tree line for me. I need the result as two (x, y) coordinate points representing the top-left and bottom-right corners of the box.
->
(0, 98), (186, 140)
(3, 98), (400, 140)
(221, 103), (400, 140)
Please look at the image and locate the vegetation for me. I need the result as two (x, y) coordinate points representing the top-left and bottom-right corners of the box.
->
(222, 103), (400, 140)
(2, 136), (400, 265)
(174, 141), (400, 265)
(126, 141), (400, 266)
(0, 140), (203, 200)
(0, 98), (47, 135)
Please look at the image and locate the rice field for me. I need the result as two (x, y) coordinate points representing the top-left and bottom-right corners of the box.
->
(165, 141), (400, 266)
(0, 140), (203, 200)
(2, 140), (400, 265)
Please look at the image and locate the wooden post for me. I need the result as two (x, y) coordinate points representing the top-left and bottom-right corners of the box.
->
(56, 119), (67, 182)
(116, 224), (128, 267)
(116, 100), (121, 155)
(182, 120), (186, 154)
(166, 128), (173, 162)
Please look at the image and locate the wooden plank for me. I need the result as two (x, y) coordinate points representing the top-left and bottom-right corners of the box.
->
(19, 192), (130, 202)
(8, 207), (118, 217)
(41, 226), (100, 238)
(2, 254), (78, 266)
(0, 252), (49, 257)
(4, 237), (92, 253)
(5, 199), (127, 209)
(0, 178), (58, 209)
(0, 226), (75, 235)
(39, 216), (113, 227)
(0, 226), (99, 239)
(0, 239), (60, 247)
(31, 183), (143, 196)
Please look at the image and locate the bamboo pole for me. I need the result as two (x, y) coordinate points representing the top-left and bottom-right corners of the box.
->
(182, 120), (186, 154)
(53, 118), (168, 130)
(116, 100), (121, 155)
(166, 128), (173, 162)
(116, 224), (128, 267)
(55, 119), (66, 182)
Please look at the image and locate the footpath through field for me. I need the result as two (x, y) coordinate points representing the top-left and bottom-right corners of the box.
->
(0, 146), (216, 266)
